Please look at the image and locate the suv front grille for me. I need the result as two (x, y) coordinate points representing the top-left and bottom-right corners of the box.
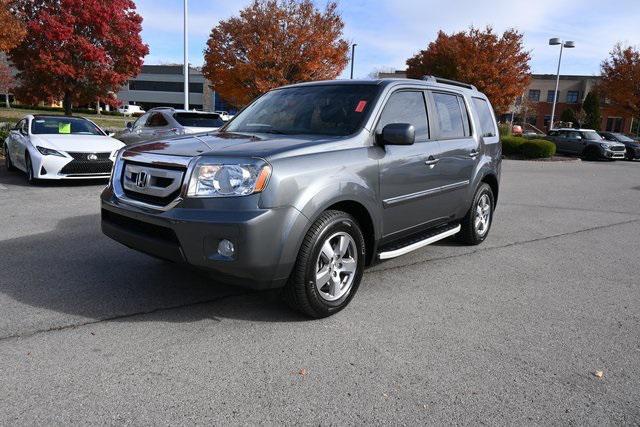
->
(121, 161), (185, 206)
(610, 146), (625, 152)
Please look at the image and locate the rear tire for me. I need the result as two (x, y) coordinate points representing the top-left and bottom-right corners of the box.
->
(284, 210), (365, 318)
(459, 183), (494, 246)
(3, 144), (16, 171)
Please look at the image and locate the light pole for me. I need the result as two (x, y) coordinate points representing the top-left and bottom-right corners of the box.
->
(548, 38), (575, 130)
(183, 0), (189, 110)
(350, 43), (357, 79)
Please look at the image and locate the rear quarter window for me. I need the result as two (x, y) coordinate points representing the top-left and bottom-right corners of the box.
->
(472, 97), (497, 138)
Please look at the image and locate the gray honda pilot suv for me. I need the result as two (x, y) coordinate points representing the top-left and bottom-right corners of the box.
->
(101, 77), (501, 318)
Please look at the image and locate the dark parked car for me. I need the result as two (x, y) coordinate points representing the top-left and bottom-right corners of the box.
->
(599, 132), (640, 160)
(546, 128), (626, 160)
(101, 77), (501, 318)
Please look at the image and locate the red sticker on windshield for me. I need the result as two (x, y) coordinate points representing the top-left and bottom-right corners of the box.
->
(355, 100), (367, 113)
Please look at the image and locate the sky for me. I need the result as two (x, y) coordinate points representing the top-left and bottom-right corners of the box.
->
(133, 0), (640, 79)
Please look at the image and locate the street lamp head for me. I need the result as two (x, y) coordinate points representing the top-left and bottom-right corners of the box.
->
(564, 41), (575, 48)
(549, 38), (562, 46)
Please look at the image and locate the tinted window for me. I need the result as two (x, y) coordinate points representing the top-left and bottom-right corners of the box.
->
(432, 92), (467, 139)
(146, 113), (169, 127)
(566, 91), (579, 103)
(174, 113), (224, 128)
(580, 131), (602, 141)
(376, 91), (429, 140)
(472, 97), (496, 137)
(31, 116), (103, 135)
(547, 90), (558, 103)
(226, 84), (380, 136)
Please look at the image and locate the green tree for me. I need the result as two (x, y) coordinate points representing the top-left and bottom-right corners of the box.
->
(560, 108), (576, 124)
(582, 91), (602, 130)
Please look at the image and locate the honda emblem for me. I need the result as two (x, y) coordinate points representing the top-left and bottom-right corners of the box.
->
(136, 171), (149, 188)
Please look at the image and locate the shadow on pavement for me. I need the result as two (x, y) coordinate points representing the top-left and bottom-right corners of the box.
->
(0, 214), (307, 327)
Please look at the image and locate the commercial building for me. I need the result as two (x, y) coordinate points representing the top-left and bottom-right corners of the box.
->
(377, 70), (638, 135)
(116, 65), (234, 113)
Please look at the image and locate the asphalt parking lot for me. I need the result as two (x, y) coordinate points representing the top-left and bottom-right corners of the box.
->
(0, 159), (639, 424)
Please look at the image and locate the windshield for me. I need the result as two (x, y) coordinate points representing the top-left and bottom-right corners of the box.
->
(581, 131), (603, 141)
(225, 84), (380, 136)
(611, 133), (635, 142)
(31, 117), (104, 136)
(174, 113), (225, 128)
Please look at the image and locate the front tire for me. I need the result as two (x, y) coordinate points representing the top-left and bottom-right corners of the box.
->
(4, 144), (16, 171)
(459, 183), (494, 245)
(25, 153), (37, 185)
(284, 210), (365, 318)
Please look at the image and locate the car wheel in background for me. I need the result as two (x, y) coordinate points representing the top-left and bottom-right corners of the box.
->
(4, 144), (16, 171)
(459, 183), (494, 246)
(284, 210), (365, 318)
(583, 147), (600, 161)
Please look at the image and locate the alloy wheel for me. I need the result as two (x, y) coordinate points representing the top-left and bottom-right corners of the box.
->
(474, 194), (491, 237)
(315, 231), (357, 302)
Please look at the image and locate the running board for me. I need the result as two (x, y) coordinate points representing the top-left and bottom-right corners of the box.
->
(378, 224), (461, 260)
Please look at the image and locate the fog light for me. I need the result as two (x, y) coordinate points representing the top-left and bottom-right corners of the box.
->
(217, 239), (235, 258)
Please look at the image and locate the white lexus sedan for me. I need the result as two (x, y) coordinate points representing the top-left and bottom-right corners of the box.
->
(3, 115), (125, 184)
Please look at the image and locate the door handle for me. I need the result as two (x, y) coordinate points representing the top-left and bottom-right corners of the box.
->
(424, 157), (440, 168)
(469, 150), (479, 158)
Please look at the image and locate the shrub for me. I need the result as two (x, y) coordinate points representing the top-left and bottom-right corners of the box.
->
(500, 135), (526, 156)
(520, 139), (556, 158)
(498, 122), (512, 137)
(501, 136), (556, 159)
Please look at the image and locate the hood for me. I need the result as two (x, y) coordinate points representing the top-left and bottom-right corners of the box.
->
(600, 140), (626, 148)
(31, 134), (125, 153)
(125, 132), (342, 158)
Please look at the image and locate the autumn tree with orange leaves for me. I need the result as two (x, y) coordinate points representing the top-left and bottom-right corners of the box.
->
(406, 27), (531, 114)
(600, 44), (640, 118)
(203, 0), (349, 106)
(0, 0), (25, 52)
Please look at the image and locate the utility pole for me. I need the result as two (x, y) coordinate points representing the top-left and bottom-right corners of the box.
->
(350, 44), (357, 79)
(183, 0), (189, 110)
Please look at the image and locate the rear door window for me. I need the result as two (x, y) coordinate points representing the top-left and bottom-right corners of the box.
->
(472, 97), (497, 137)
(432, 92), (469, 139)
(376, 91), (429, 140)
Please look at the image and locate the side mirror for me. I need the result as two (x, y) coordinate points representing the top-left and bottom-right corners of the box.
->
(575, 135), (582, 140)
(107, 131), (116, 137)
(126, 122), (133, 130)
(380, 123), (415, 146)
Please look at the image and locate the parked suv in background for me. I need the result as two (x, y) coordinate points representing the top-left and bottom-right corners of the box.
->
(117, 105), (145, 116)
(546, 128), (626, 160)
(117, 108), (225, 145)
(599, 132), (640, 160)
(101, 77), (501, 318)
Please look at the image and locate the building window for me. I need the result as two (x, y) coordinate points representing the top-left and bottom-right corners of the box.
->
(566, 91), (579, 103)
(528, 90), (540, 102)
(543, 115), (552, 128)
(606, 117), (623, 132)
(547, 90), (558, 103)
(128, 80), (204, 93)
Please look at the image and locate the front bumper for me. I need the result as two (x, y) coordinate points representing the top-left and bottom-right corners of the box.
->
(602, 148), (625, 159)
(100, 187), (309, 289)
(33, 151), (113, 180)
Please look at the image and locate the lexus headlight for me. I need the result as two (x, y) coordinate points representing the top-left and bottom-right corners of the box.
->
(187, 159), (272, 198)
(36, 146), (65, 157)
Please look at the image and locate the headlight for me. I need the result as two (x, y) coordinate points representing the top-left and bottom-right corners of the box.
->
(599, 143), (611, 150)
(187, 159), (271, 198)
(36, 146), (65, 157)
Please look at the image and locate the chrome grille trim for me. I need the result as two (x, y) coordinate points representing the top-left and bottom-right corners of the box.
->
(123, 163), (184, 198)
(112, 151), (197, 212)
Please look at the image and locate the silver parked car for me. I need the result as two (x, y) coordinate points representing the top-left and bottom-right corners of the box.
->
(117, 107), (225, 145)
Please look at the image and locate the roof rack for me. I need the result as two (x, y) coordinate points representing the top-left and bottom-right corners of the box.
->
(422, 75), (477, 91)
(148, 106), (176, 112)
